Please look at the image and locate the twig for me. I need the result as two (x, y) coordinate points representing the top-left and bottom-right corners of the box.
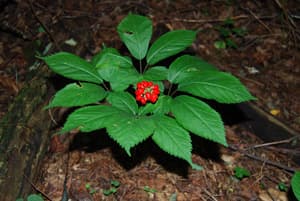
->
(245, 135), (299, 150)
(273, 0), (297, 28)
(23, 174), (53, 201)
(48, 107), (58, 126)
(272, 0), (300, 46)
(266, 146), (300, 155)
(239, 76), (265, 87)
(173, 15), (249, 23)
(202, 189), (219, 201)
(61, 152), (70, 201)
(26, 0), (61, 51)
(229, 145), (296, 174)
(242, 7), (272, 33)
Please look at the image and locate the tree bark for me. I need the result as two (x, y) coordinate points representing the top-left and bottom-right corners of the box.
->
(0, 64), (53, 201)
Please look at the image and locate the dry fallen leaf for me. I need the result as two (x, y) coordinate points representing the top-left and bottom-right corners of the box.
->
(270, 109), (280, 116)
(259, 188), (288, 201)
(0, 75), (21, 94)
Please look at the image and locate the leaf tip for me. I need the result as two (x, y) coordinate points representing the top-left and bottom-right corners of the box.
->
(125, 148), (132, 157)
(191, 162), (203, 171)
(43, 105), (51, 110)
(223, 141), (229, 147)
(35, 55), (44, 60)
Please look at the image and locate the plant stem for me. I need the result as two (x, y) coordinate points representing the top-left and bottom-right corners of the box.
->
(170, 89), (177, 97)
(102, 82), (110, 91)
(139, 59), (142, 73)
(167, 83), (173, 96)
(143, 64), (149, 74)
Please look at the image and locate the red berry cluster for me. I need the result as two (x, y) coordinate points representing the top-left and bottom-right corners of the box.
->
(135, 81), (160, 105)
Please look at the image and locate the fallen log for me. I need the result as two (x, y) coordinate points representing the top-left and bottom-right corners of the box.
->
(0, 63), (53, 201)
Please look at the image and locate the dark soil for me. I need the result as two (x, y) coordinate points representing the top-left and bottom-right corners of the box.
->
(1, 1), (299, 201)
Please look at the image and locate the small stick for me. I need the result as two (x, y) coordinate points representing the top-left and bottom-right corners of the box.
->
(273, 0), (297, 28)
(229, 145), (296, 174)
(173, 15), (249, 23)
(272, 0), (300, 46)
(245, 135), (299, 150)
(243, 8), (272, 33)
(23, 174), (53, 201)
(202, 189), (219, 201)
(266, 146), (300, 155)
(27, 0), (61, 51)
(61, 152), (70, 201)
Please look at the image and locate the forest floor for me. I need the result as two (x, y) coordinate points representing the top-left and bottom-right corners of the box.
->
(1, 1), (300, 201)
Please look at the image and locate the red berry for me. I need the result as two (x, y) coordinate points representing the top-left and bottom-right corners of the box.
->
(140, 97), (147, 105)
(153, 85), (159, 90)
(136, 94), (142, 101)
(151, 94), (158, 102)
(135, 88), (144, 95)
(135, 81), (160, 104)
(152, 88), (159, 95)
(137, 82), (144, 89)
(142, 81), (148, 88)
(145, 92), (151, 100)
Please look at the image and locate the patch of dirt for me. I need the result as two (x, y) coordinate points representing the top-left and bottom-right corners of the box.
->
(38, 125), (298, 201)
(1, 0), (300, 201)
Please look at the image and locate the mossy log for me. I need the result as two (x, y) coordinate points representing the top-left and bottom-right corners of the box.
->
(0, 64), (53, 201)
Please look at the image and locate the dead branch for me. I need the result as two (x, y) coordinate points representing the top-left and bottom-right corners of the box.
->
(245, 135), (300, 150)
(173, 15), (249, 23)
(26, 0), (61, 51)
(229, 145), (296, 174)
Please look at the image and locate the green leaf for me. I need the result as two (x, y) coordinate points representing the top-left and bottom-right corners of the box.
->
(38, 26), (45, 33)
(117, 14), (152, 60)
(168, 55), (217, 83)
(94, 49), (133, 70)
(171, 95), (227, 146)
(138, 95), (172, 115)
(178, 71), (256, 103)
(103, 188), (117, 196)
(41, 52), (102, 83)
(219, 27), (231, 37)
(146, 30), (197, 65)
(143, 66), (168, 81)
(45, 82), (107, 109)
(152, 115), (193, 166)
(61, 105), (123, 133)
(91, 48), (132, 68)
(109, 68), (141, 91)
(106, 115), (155, 156)
(107, 91), (138, 114)
(232, 27), (247, 37)
(93, 49), (133, 81)
(111, 180), (120, 188)
(27, 194), (44, 201)
(225, 38), (238, 49)
(223, 18), (234, 26)
(291, 171), (300, 201)
(85, 183), (91, 189)
(143, 186), (157, 193)
(169, 193), (177, 201)
(234, 166), (251, 180)
(278, 182), (288, 192)
(214, 40), (226, 49)
(92, 49), (140, 91)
